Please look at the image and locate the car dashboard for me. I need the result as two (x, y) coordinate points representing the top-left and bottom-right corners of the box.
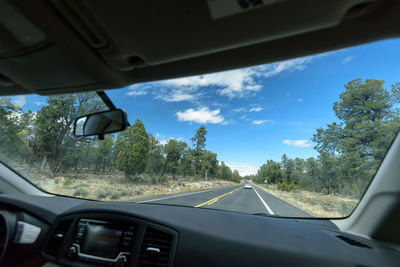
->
(0, 194), (399, 267)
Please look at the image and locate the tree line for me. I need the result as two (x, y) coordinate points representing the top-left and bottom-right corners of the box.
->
(249, 79), (400, 198)
(0, 93), (241, 184)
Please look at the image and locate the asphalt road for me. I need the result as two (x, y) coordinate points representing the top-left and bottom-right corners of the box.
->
(135, 183), (309, 217)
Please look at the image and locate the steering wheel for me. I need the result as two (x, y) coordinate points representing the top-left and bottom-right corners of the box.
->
(0, 212), (9, 263)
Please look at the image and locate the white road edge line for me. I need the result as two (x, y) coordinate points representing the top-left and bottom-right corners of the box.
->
(252, 185), (275, 215)
(136, 186), (235, 203)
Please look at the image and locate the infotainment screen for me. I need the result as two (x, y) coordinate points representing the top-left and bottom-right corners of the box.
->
(81, 224), (122, 259)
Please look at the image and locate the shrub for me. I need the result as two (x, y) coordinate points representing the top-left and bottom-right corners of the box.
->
(96, 187), (113, 199)
(277, 181), (296, 191)
(108, 187), (133, 200)
(110, 191), (122, 200)
(277, 181), (287, 191)
(73, 188), (89, 197)
(288, 182), (297, 191)
(151, 176), (158, 185)
(351, 183), (361, 198)
(127, 174), (147, 184)
(120, 188), (131, 197)
(72, 183), (88, 189)
(134, 190), (143, 195)
(63, 179), (73, 187)
(158, 175), (168, 184)
(321, 188), (328, 195)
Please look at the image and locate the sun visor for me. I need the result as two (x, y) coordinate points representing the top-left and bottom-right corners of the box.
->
(0, 0), (47, 57)
(0, 0), (99, 93)
(0, 45), (98, 91)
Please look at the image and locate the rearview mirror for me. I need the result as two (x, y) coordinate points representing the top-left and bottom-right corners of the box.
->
(74, 109), (128, 138)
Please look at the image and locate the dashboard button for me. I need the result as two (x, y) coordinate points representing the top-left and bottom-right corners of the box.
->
(68, 246), (77, 257)
(116, 255), (127, 267)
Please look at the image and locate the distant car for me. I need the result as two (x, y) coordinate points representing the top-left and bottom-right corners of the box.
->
(244, 184), (253, 189)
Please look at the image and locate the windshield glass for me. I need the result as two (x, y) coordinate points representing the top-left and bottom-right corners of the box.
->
(1, 39), (399, 218)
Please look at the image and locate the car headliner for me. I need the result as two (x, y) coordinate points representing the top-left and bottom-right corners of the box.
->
(0, 0), (399, 96)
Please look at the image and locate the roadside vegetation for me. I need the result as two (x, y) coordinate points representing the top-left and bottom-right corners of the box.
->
(22, 168), (236, 201)
(247, 79), (400, 216)
(0, 93), (241, 200)
(257, 184), (358, 217)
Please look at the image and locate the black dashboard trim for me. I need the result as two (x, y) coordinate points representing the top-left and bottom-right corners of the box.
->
(0, 194), (399, 267)
(42, 211), (178, 267)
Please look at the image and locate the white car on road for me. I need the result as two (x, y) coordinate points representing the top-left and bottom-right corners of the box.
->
(244, 184), (253, 189)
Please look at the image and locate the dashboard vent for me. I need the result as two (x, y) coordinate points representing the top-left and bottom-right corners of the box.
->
(336, 235), (371, 249)
(44, 219), (73, 257)
(138, 227), (173, 267)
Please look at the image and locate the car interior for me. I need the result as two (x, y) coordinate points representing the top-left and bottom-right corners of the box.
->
(0, 0), (400, 266)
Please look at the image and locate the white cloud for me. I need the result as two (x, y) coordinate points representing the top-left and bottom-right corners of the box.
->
(155, 87), (201, 102)
(13, 96), (26, 107)
(226, 162), (258, 176)
(34, 101), (45, 106)
(282, 139), (311, 148)
(159, 68), (262, 99)
(233, 105), (263, 113)
(210, 102), (227, 108)
(252, 57), (311, 78)
(176, 107), (225, 124)
(232, 107), (246, 112)
(342, 56), (354, 63)
(159, 139), (168, 145)
(252, 120), (274, 125)
(125, 52), (332, 103)
(159, 137), (184, 145)
(155, 133), (184, 145)
(152, 54), (327, 100)
(297, 98), (303, 102)
(249, 106), (263, 112)
(126, 84), (149, 96)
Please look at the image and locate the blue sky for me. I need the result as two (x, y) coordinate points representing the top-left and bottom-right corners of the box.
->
(14, 38), (400, 175)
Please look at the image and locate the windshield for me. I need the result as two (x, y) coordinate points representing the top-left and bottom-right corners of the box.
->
(1, 39), (399, 218)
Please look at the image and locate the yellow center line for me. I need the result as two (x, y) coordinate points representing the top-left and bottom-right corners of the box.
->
(194, 187), (241, 208)
(207, 199), (219, 205)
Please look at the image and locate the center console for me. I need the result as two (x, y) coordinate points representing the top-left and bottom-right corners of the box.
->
(68, 219), (135, 266)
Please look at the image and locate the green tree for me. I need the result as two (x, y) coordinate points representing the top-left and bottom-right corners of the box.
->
(162, 139), (187, 179)
(93, 135), (114, 171)
(33, 93), (104, 174)
(304, 157), (319, 192)
(231, 170), (242, 183)
(256, 160), (282, 184)
(217, 161), (232, 181)
(0, 98), (34, 167)
(201, 150), (218, 179)
(146, 135), (164, 175)
(180, 148), (194, 177)
(318, 152), (339, 194)
(115, 119), (149, 179)
(281, 154), (295, 184)
(191, 126), (207, 178)
(313, 79), (400, 194)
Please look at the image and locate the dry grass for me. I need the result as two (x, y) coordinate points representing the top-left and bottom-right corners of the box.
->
(25, 170), (237, 201)
(256, 184), (359, 218)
